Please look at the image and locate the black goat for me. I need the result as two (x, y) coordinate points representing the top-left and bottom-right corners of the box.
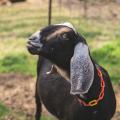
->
(27, 22), (116, 120)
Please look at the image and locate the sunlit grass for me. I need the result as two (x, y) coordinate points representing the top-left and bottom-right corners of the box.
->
(0, 2), (120, 80)
(92, 40), (120, 84)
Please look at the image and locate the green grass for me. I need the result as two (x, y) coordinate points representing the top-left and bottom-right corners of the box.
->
(92, 39), (120, 84)
(0, 38), (37, 76)
(0, 101), (54, 120)
(0, 53), (36, 75)
(41, 116), (55, 120)
(0, 3), (120, 81)
(0, 102), (9, 119)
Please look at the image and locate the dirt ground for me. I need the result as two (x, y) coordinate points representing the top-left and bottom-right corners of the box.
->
(0, 73), (120, 120)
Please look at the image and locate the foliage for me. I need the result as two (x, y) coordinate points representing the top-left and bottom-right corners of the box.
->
(92, 40), (120, 84)
(0, 102), (54, 120)
(0, 102), (9, 119)
(0, 53), (37, 76)
(0, 3), (120, 81)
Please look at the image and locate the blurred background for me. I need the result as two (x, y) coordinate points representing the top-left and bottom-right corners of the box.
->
(0, 0), (120, 119)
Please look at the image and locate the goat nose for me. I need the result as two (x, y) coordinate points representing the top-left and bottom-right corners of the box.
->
(29, 36), (37, 41)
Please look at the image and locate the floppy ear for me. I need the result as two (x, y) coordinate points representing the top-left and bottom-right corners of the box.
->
(70, 42), (94, 95)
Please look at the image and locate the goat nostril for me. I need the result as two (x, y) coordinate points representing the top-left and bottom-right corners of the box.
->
(29, 36), (37, 41)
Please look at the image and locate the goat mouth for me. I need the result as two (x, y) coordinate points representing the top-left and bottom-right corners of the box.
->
(26, 41), (42, 54)
(27, 40), (42, 48)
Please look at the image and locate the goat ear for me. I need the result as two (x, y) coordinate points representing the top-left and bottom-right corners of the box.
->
(70, 43), (94, 95)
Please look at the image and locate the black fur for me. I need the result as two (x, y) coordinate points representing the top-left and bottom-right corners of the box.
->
(27, 24), (116, 120)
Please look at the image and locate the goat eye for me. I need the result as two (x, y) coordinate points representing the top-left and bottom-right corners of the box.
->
(62, 34), (68, 40)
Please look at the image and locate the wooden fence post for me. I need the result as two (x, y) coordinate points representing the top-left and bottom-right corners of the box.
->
(48, 0), (52, 25)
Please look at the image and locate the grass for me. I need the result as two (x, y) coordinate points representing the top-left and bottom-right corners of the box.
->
(0, 2), (120, 79)
(0, 101), (54, 120)
(0, 5), (120, 79)
(0, 39), (37, 76)
(0, 2), (120, 119)
(92, 39), (120, 84)
(0, 102), (9, 119)
(0, 53), (36, 75)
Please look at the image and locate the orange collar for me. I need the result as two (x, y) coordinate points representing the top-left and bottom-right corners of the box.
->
(77, 68), (105, 107)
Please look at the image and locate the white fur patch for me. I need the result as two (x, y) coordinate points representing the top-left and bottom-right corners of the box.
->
(32, 31), (40, 38)
(70, 43), (94, 95)
(56, 22), (76, 33)
(30, 30), (43, 48)
(55, 65), (69, 81)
